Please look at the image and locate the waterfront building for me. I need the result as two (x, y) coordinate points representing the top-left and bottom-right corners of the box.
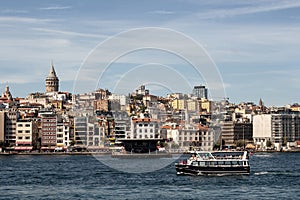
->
(74, 116), (88, 146)
(41, 114), (57, 151)
(74, 116), (103, 147)
(116, 116), (162, 153)
(74, 117), (104, 147)
(56, 121), (70, 148)
(0, 111), (4, 143)
(177, 125), (213, 151)
(193, 85), (208, 99)
(4, 109), (19, 146)
(15, 119), (38, 151)
(128, 116), (160, 139)
(253, 114), (300, 150)
(221, 121), (253, 147)
(160, 123), (180, 145)
(45, 62), (59, 93)
(113, 111), (130, 140)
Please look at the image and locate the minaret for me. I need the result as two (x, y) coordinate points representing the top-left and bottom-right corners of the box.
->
(45, 61), (59, 93)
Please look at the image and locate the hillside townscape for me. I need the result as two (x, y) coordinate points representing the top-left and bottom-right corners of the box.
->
(1, 63), (300, 154)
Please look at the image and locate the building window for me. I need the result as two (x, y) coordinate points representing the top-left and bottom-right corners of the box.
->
(25, 136), (30, 140)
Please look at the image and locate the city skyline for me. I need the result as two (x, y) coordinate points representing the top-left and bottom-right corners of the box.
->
(1, 0), (300, 106)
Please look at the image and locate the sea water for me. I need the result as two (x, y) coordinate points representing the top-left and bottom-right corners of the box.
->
(0, 152), (299, 199)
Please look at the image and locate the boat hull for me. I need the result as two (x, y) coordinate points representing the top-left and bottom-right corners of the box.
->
(175, 164), (250, 176)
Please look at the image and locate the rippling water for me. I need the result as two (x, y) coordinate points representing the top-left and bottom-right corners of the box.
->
(0, 152), (299, 199)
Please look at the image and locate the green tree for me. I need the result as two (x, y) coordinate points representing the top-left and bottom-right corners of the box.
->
(70, 140), (75, 146)
(235, 140), (245, 148)
(266, 140), (272, 147)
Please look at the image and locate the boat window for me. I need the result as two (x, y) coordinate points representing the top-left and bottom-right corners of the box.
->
(209, 161), (215, 166)
(192, 162), (198, 166)
(199, 162), (205, 166)
(218, 161), (225, 165)
(225, 161), (231, 165)
(238, 161), (243, 166)
(232, 161), (238, 165)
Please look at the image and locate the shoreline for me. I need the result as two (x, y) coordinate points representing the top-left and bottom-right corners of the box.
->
(1, 150), (300, 156)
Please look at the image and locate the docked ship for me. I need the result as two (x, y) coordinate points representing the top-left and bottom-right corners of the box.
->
(175, 151), (250, 175)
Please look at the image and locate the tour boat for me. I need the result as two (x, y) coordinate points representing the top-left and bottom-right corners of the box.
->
(175, 151), (250, 176)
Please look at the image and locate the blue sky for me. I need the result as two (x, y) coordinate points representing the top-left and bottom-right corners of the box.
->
(1, 0), (300, 106)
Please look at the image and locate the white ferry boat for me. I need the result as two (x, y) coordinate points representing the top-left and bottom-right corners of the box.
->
(175, 151), (250, 176)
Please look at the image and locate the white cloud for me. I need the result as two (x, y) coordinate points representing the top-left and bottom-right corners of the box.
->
(194, 0), (300, 19)
(39, 6), (72, 10)
(0, 16), (55, 24)
(32, 28), (108, 39)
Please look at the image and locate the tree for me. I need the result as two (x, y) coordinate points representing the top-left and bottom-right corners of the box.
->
(70, 140), (75, 146)
(266, 140), (272, 147)
(235, 140), (245, 148)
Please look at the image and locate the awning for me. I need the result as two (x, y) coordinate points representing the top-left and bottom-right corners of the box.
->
(14, 146), (33, 150)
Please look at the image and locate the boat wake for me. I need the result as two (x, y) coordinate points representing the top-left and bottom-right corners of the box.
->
(254, 171), (269, 175)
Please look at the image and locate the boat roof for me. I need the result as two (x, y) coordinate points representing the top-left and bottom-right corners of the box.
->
(189, 151), (246, 156)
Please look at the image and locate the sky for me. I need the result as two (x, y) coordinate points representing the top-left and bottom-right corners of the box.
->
(1, 0), (300, 106)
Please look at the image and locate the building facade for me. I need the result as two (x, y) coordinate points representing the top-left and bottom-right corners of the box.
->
(193, 85), (208, 99)
(16, 120), (38, 150)
(221, 121), (253, 147)
(4, 109), (19, 146)
(253, 114), (300, 150)
(128, 117), (159, 139)
(41, 115), (57, 149)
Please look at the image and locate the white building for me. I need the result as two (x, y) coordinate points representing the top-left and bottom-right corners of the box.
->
(16, 120), (38, 150)
(56, 122), (70, 148)
(253, 114), (300, 150)
(128, 117), (159, 139)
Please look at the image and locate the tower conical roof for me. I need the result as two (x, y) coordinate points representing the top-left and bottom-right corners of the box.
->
(47, 63), (57, 78)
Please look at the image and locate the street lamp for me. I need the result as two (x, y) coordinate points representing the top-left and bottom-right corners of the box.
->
(242, 124), (245, 150)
